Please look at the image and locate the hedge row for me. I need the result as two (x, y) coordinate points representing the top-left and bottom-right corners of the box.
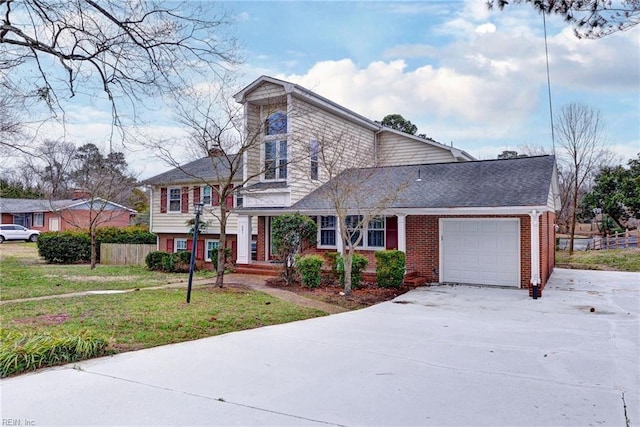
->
(37, 226), (157, 264)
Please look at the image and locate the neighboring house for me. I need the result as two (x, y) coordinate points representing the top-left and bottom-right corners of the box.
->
(145, 75), (560, 296)
(0, 195), (137, 232)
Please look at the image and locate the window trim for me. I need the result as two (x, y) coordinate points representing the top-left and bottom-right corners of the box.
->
(264, 139), (288, 181)
(310, 139), (319, 181)
(33, 212), (44, 227)
(318, 215), (336, 248)
(202, 186), (212, 206)
(168, 187), (182, 213)
(318, 215), (387, 250)
(205, 239), (220, 262)
(174, 238), (188, 252)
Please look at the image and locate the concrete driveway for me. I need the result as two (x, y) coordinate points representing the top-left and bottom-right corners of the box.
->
(1, 268), (638, 426)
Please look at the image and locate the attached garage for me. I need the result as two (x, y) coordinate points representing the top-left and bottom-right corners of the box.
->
(440, 218), (520, 287)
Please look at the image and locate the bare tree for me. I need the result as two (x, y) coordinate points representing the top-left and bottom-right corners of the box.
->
(62, 144), (137, 269)
(311, 126), (409, 295)
(151, 80), (283, 287)
(487, 0), (640, 38)
(1, 0), (239, 148)
(554, 102), (610, 254)
(24, 139), (77, 198)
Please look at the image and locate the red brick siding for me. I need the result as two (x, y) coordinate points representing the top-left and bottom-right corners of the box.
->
(406, 215), (535, 289)
(257, 216), (266, 262)
(159, 233), (240, 270)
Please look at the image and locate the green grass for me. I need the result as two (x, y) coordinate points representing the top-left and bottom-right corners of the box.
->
(1, 287), (325, 369)
(556, 248), (640, 272)
(0, 256), (214, 300)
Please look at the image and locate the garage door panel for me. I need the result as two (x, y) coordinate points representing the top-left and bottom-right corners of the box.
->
(441, 219), (520, 287)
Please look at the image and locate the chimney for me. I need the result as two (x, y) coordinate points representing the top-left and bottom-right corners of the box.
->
(208, 147), (223, 157)
(71, 189), (91, 200)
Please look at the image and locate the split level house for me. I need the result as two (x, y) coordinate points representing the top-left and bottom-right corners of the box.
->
(145, 75), (560, 296)
(0, 191), (137, 232)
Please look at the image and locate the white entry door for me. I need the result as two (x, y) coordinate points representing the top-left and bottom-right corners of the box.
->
(440, 219), (520, 287)
(49, 217), (60, 232)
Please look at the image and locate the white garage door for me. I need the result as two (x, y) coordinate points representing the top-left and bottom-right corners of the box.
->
(440, 219), (520, 287)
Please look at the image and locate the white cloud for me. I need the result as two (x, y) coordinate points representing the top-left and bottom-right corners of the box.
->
(475, 23), (496, 34)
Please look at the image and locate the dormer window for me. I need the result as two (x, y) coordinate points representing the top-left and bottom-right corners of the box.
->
(265, 111), (287, 136)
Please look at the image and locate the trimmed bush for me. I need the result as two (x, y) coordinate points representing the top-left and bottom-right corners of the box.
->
(0, 330), (109, 377)
(145, 251), (169, 271)
(146, 250), (194, 273)
(337, 253), (369, 288)
(38, 231), (91, 264)
(96, 226), (156, 245)
(323, 251), (340, 280)
(375, 250), (406, 288)
(295, 255), (324, 288)
(38, 226), (157, 264)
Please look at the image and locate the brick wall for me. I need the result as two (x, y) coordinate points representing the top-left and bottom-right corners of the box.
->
(406, 214), (534, 289)
(159, 232), (239, 270)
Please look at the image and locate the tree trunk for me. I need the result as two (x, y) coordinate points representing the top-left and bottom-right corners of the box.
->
(216, 207), (227, 287)
(342, 249), (353, 295)
(569, 181), (578, 255)
(90, 227), (97, 270)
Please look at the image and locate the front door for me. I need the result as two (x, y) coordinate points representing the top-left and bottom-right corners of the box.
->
(49, 217), (60, 232)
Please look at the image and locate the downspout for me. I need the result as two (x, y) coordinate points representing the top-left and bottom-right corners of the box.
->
(529, 210), (543, 299)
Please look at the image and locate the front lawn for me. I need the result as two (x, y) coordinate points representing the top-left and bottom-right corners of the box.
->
(556, 248), (640, 272)
(0, 256), (214, 300)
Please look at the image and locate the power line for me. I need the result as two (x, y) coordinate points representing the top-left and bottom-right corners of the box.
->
(543, 11), (556, 155)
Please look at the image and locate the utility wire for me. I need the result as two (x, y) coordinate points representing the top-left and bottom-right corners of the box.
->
(543, 11), (556, 155)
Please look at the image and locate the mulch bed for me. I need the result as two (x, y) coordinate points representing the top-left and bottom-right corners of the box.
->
(265, 277), (420, 310)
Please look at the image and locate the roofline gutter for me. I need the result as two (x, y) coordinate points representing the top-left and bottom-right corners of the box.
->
(233, 205), (551, 217)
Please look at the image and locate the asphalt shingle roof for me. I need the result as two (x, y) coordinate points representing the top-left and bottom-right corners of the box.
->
(143, 155), (241, 186)
(291, 155), (556, 211)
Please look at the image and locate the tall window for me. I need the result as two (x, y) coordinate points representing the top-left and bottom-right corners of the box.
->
(205, 240), (220, 262)
(169, 188), (181, 212)
(367, 217), (385, 248)
(33, 213), (44, 227)
(265, 111), (287, 135)
(265, 140), (287, 180)
(264, 111), (287, 181)
(202, 186), (212, 206)
(175, 238), (187, 252)
(310, 140), (319, 180)
(320, 216), (336, 246)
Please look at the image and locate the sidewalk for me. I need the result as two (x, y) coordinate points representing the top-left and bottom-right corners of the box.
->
(0, 273), (348, 314)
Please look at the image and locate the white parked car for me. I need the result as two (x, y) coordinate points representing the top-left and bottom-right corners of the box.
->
(0, 224), (40, 243)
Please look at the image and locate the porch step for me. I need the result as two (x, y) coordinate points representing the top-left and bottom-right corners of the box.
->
(403, 275), (429, 286)
(233, 263), (283, 277)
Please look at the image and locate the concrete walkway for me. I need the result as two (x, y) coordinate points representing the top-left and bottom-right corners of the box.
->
(1, 268), (638, 426)
(0, 273), (348, 314)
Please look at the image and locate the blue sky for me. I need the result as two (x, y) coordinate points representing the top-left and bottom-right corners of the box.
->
(228, 1), (639, 163)
(27, 1), (639, 178)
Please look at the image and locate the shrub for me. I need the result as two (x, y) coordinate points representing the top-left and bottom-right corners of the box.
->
(323, 251), (340, 280)
(295, 255), (324, 288)
(145, 251), (169, 271)
(271, 214), (317, 286)
(171, 250), (193, 273)
(337, 253), (369, 289)
(38, 231), (91, 264)
(96, 226), (156, 245)
(0, 330), (109, 378)
(375, 250), (406, 288)
(145, 250), (194, 273)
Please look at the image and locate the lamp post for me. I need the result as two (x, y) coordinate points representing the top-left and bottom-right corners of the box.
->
(186, 202), (204, 303)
